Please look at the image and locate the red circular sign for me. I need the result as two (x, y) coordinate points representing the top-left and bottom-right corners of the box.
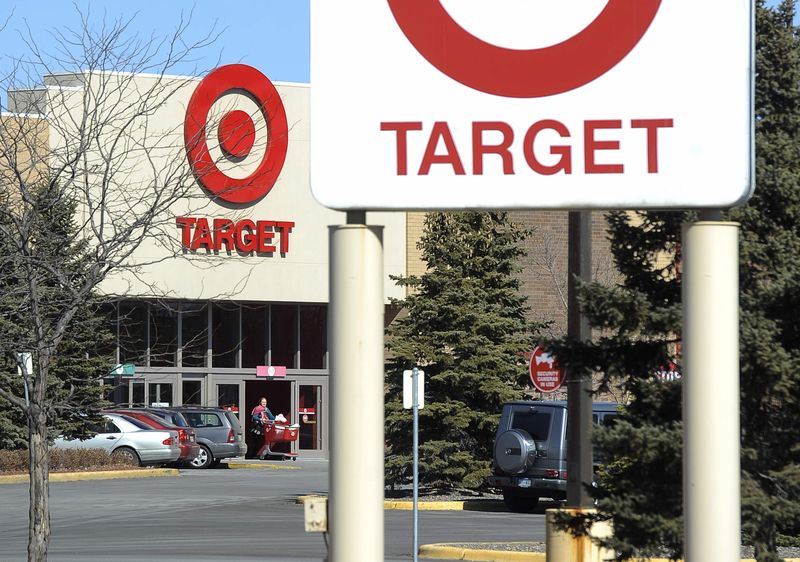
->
(387, 0), (662, 98)
(184, 64), (288, 204)
(529, 346), (566, 393)
(218, 110), (256, 158)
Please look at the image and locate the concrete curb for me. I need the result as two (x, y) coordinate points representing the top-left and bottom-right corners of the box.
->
(420, 544), (544, 561)
(419, 545), (800, 562)
(296, 495), (501, 511)
(418, 545), (800, 562)
(226, 462), (301, 470)
(0, 468), (179, 485)
(385, 500), (505, 511)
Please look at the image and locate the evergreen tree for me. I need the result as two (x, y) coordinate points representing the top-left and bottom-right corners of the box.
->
(384, 212), (544, 489)
(0, 183), (112, 449)
(733, 1), (800, 559)
(547, 210), (687, 560)
(548, 2), (800, 560)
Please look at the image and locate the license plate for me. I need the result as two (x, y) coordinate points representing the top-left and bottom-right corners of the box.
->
(518, 478), (531, 488)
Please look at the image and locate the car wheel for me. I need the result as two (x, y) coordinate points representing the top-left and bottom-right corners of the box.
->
(111, 447), (140, 467)
(502, 491), (538, 513)
(189, 445), (213, 469)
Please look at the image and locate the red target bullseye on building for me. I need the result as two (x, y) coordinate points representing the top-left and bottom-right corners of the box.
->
(184, 64), (288, 204)
(387, 0), (661, 98)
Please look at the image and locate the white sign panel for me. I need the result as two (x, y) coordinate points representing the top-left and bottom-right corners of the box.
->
(403, 369), (425, 409)
(310, 1), (753, 210)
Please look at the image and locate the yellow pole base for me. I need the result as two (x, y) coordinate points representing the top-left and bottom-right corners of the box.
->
(546, 508), (614, 562)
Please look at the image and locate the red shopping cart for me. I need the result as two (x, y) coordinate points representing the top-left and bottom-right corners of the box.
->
(256, 420), (299, 461)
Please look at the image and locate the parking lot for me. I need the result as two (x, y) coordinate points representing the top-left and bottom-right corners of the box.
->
(0, 460), (546, 561)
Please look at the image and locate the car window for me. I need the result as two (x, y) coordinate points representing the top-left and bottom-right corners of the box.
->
(167, 413), (188, 427)
(224, 412), (241, 430)
(601, 413), (618, 427)
(139, 414), (167, 428)
(511, 411), (552, 441)
(98, 420), (120, 434)
(118, 415), (152, 430)
(184, 412), (223, 428)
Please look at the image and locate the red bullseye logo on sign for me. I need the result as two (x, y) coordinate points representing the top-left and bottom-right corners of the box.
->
(386, 0), (662, 98)
(184, 64), (288, 204)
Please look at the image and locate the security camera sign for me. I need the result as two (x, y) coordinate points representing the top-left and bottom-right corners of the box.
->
(529, 346), (566, 393)
(310, 1), (753, 210)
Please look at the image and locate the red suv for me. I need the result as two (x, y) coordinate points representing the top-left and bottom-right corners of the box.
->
(105, 409), (200, 465)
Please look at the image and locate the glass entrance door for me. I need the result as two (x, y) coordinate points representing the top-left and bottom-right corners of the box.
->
(298, 384), (323, 454)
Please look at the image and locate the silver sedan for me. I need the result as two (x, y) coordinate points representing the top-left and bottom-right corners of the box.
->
(52, 413), (181, 466)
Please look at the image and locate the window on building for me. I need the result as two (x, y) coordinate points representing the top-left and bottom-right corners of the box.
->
(150, 303), (177, 367)
(181, 303), (207, 367)
(148, 382), (173, 406)
(132, 380), (145, 406)
(299, 305), (326, 369)
(212, 303), (239, 368)
(103, 376), (128, 405)
(118, 301), (147, 366)
(271, 304), (296, 367)
(217, 384), (239, 412)
(182, 380), (202, 405)
(241, 304), (268, 368)
(95, 303), (118, 364)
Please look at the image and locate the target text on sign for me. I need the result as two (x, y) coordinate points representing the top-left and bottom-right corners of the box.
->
(380, 118), (673, 177)
(176, 217), (294, 254)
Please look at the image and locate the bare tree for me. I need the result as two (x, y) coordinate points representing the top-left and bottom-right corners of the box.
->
(0, 10), (224, 560)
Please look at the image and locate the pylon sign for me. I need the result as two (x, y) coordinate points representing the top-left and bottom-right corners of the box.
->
(310, 1), (753, 210)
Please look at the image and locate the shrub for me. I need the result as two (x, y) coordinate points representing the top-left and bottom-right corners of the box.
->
(0, 448), (139, 473)
(777, 534), (800, 548)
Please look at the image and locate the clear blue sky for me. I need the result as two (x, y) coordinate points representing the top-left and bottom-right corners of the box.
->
(0, 0), (310, 84)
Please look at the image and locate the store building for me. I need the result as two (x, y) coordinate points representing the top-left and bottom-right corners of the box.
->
(7, 64), (621, 458)
(10, 65), (412, 459)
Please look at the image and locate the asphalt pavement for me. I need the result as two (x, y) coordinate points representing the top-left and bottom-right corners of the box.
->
(0, 459), (546, 562)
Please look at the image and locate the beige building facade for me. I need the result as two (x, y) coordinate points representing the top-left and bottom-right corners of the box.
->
(9, 67), (412, 459)
(7, 65), (622, 457)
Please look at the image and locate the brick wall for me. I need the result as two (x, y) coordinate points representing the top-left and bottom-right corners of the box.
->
(509, 211), (617, 337)
(403, 211), (618, 337)
(405, 212), (427, 282)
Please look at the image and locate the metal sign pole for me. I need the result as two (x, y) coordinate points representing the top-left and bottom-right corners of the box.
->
(329, 217), (385, 562)
(412, 366), (419, 562)
(566, 211), (593, 508)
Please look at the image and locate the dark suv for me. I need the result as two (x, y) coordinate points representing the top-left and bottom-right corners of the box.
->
(169, 407), (247, 469)
(487, 400), (618, 513)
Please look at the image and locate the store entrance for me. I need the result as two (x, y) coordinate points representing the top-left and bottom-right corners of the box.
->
(244, 380), (292, 458)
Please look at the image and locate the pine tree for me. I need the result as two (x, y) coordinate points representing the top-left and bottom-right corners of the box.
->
(548, 2), (800, 560)
(546, 210), (688, 560)
(732, 1), (800, 559)
(384, 211), (544, 489)
(0, 183), (112, 450)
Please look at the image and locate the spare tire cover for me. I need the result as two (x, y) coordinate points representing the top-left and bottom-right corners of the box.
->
(495, 429), (535, 474)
